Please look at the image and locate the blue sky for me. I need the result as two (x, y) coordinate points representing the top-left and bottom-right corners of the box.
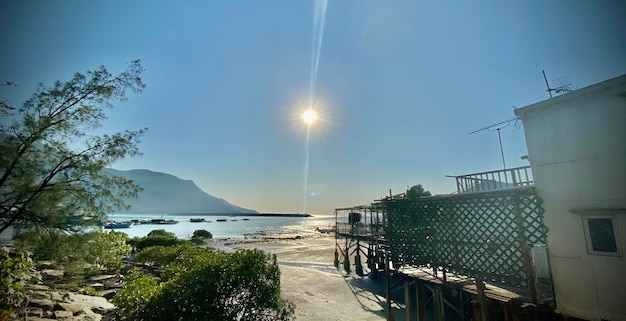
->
(1, 1), (625, 215)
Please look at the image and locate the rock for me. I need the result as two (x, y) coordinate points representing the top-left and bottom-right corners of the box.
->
(29, 298), (55, 311)
(56, 301), (84, 314)
(87, 283), (104, 289)
(74, 313), (103, 321)
(27, 284), (50, 291)
(88, 275), (117, 282)
(41, 269), (64, 280)
(26, 317), (56, 321)
(98, 289), (118, 300)
(25, 307), (44, 317)
(51, 291), (72, 302)
(67, 293), (116, 314)
(31, 290), (50, 299)
(36, 260), (56, 269)
(54, 310), (74, 319)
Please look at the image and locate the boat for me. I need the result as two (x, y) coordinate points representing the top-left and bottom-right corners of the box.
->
(242, 218), (250, 221)
(104, 221), (134, 229)
(216, 219), (227, 222)
(150, 218), (179, 225)
(189, 218), (205, 223)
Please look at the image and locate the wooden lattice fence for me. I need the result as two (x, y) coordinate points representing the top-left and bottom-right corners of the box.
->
(385, 187), (547, 288)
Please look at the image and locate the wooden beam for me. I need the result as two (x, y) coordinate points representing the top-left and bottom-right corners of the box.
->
(416, 280), (426, 321)
(476, 278), (489, 321)
(405, 279), (411, 321)
(433, 285), (445, 321)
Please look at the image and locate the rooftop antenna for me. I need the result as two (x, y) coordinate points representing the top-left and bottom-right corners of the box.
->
(469, 117), (519, 170)
(542, 70), (574, 98)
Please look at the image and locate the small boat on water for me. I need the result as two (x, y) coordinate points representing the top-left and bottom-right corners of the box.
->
(150, 218), (179, 225)
(189, 218), (205, 223)
(242, 218), (250, 221)
(216, 219), (227, 222)
(104, 221), (134, 229)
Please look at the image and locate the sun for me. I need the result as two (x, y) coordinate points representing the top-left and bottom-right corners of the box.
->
(302, 109), (318, 125)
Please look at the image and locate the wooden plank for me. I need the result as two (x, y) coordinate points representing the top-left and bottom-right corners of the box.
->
(476, 278), (489, 321)
(416, 280), (426, 321)
(405, 279), (411, 321)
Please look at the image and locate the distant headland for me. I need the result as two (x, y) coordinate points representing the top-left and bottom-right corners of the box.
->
(169, 213), (312, 218)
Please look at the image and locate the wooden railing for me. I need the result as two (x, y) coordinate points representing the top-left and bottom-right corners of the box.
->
(449, 165), (533, 193)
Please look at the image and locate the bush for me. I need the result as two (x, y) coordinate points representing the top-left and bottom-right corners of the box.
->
(192, 229), (212, 239)
(14, 229), (130, 274)
(114, 248), (294, 321)
(1, 248), (35, 321)
(134, 230), (185, 251)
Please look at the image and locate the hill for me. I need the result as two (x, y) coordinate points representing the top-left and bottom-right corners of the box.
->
(105, 168), (257, 214)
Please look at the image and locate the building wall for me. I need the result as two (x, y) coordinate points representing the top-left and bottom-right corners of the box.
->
(515, 75), (626, 321)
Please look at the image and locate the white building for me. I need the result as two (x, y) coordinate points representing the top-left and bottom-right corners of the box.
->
(514, 74), (626, 321)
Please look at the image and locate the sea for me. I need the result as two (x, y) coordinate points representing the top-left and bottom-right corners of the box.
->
(105, 213), (336, 239)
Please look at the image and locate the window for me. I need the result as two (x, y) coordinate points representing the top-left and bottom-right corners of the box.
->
(581, 212), (622, 256)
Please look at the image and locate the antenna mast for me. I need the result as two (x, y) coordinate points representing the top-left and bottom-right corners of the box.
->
(469, 117), (519, 170)
(542, 70), (574, 98)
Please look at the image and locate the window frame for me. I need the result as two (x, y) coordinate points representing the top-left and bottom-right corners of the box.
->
(580, 211), (622, 257)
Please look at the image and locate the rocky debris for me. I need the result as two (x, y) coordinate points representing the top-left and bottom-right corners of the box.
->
(22, 273), (119, 320)
(54, 310), (74, 319)
(86, 282), (104, 289)
(98, 289), (118, 300)
(30, 298), (55, 311)
(41, 269), (64, 280)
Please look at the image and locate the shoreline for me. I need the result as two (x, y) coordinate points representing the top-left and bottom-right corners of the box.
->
(210, 229), (388, 321)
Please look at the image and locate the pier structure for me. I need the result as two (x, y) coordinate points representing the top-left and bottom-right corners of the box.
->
(334, 166), (555, 321)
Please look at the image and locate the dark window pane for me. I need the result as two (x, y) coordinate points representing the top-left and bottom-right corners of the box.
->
(588, 218), (618, 253)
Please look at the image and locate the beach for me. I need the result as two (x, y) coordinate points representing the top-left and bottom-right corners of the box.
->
(212, 228), (389, 321)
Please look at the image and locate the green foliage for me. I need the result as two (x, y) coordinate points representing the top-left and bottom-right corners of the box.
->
(146, 229), (176, 238)
(192, 229), (213, 239)
(0, 247), (35, 320)
(113, 268), (160, 319)
(114, 247), (294, 321)
(134, 229), (185, 251)
(405, 184), (432, 199)
(15, 228), (130, 274)
(0, 60), (147, 233)
(134, 244), (193, 266)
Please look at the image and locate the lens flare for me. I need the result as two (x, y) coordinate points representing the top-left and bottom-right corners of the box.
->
(302, 110), (318, 124)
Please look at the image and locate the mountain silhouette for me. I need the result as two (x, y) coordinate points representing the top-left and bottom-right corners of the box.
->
(105, 168), (257, 214)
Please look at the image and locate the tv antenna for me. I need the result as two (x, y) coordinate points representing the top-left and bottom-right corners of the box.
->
(469, 117), (519, 170)
(542, 70), (574, 98)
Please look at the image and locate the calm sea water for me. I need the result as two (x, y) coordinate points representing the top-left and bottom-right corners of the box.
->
(106, 214), (335, 239)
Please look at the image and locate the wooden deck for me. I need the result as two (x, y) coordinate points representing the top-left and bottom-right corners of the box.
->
(397, 265), (531, 303)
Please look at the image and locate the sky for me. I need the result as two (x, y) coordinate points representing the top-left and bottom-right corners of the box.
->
(1, 1), (625, 215)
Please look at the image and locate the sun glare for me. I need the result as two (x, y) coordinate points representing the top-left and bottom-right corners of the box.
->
(302, 109), (318, 124)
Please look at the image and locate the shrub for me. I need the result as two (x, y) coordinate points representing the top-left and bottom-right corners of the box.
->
(192, 229), (212, 239)
(1, 248), (35, 321)
(14, 229), (130, 274)
(134, 230), (185, 251)
(114, 248), (294, 321)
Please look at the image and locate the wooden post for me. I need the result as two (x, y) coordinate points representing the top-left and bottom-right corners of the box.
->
(416, 280), (425, 321)
(385, 245), (394, 321)
(404, 279), (411, 321)
(476, 278), (489, 321)
(433, 285), (445, 321)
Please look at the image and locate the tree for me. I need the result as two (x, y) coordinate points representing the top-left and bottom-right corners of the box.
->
(0, 61), (147, 233)
(405, 184), (431, 199)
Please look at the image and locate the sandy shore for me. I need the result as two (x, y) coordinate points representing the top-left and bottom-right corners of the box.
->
(211, 230), (388, 321)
